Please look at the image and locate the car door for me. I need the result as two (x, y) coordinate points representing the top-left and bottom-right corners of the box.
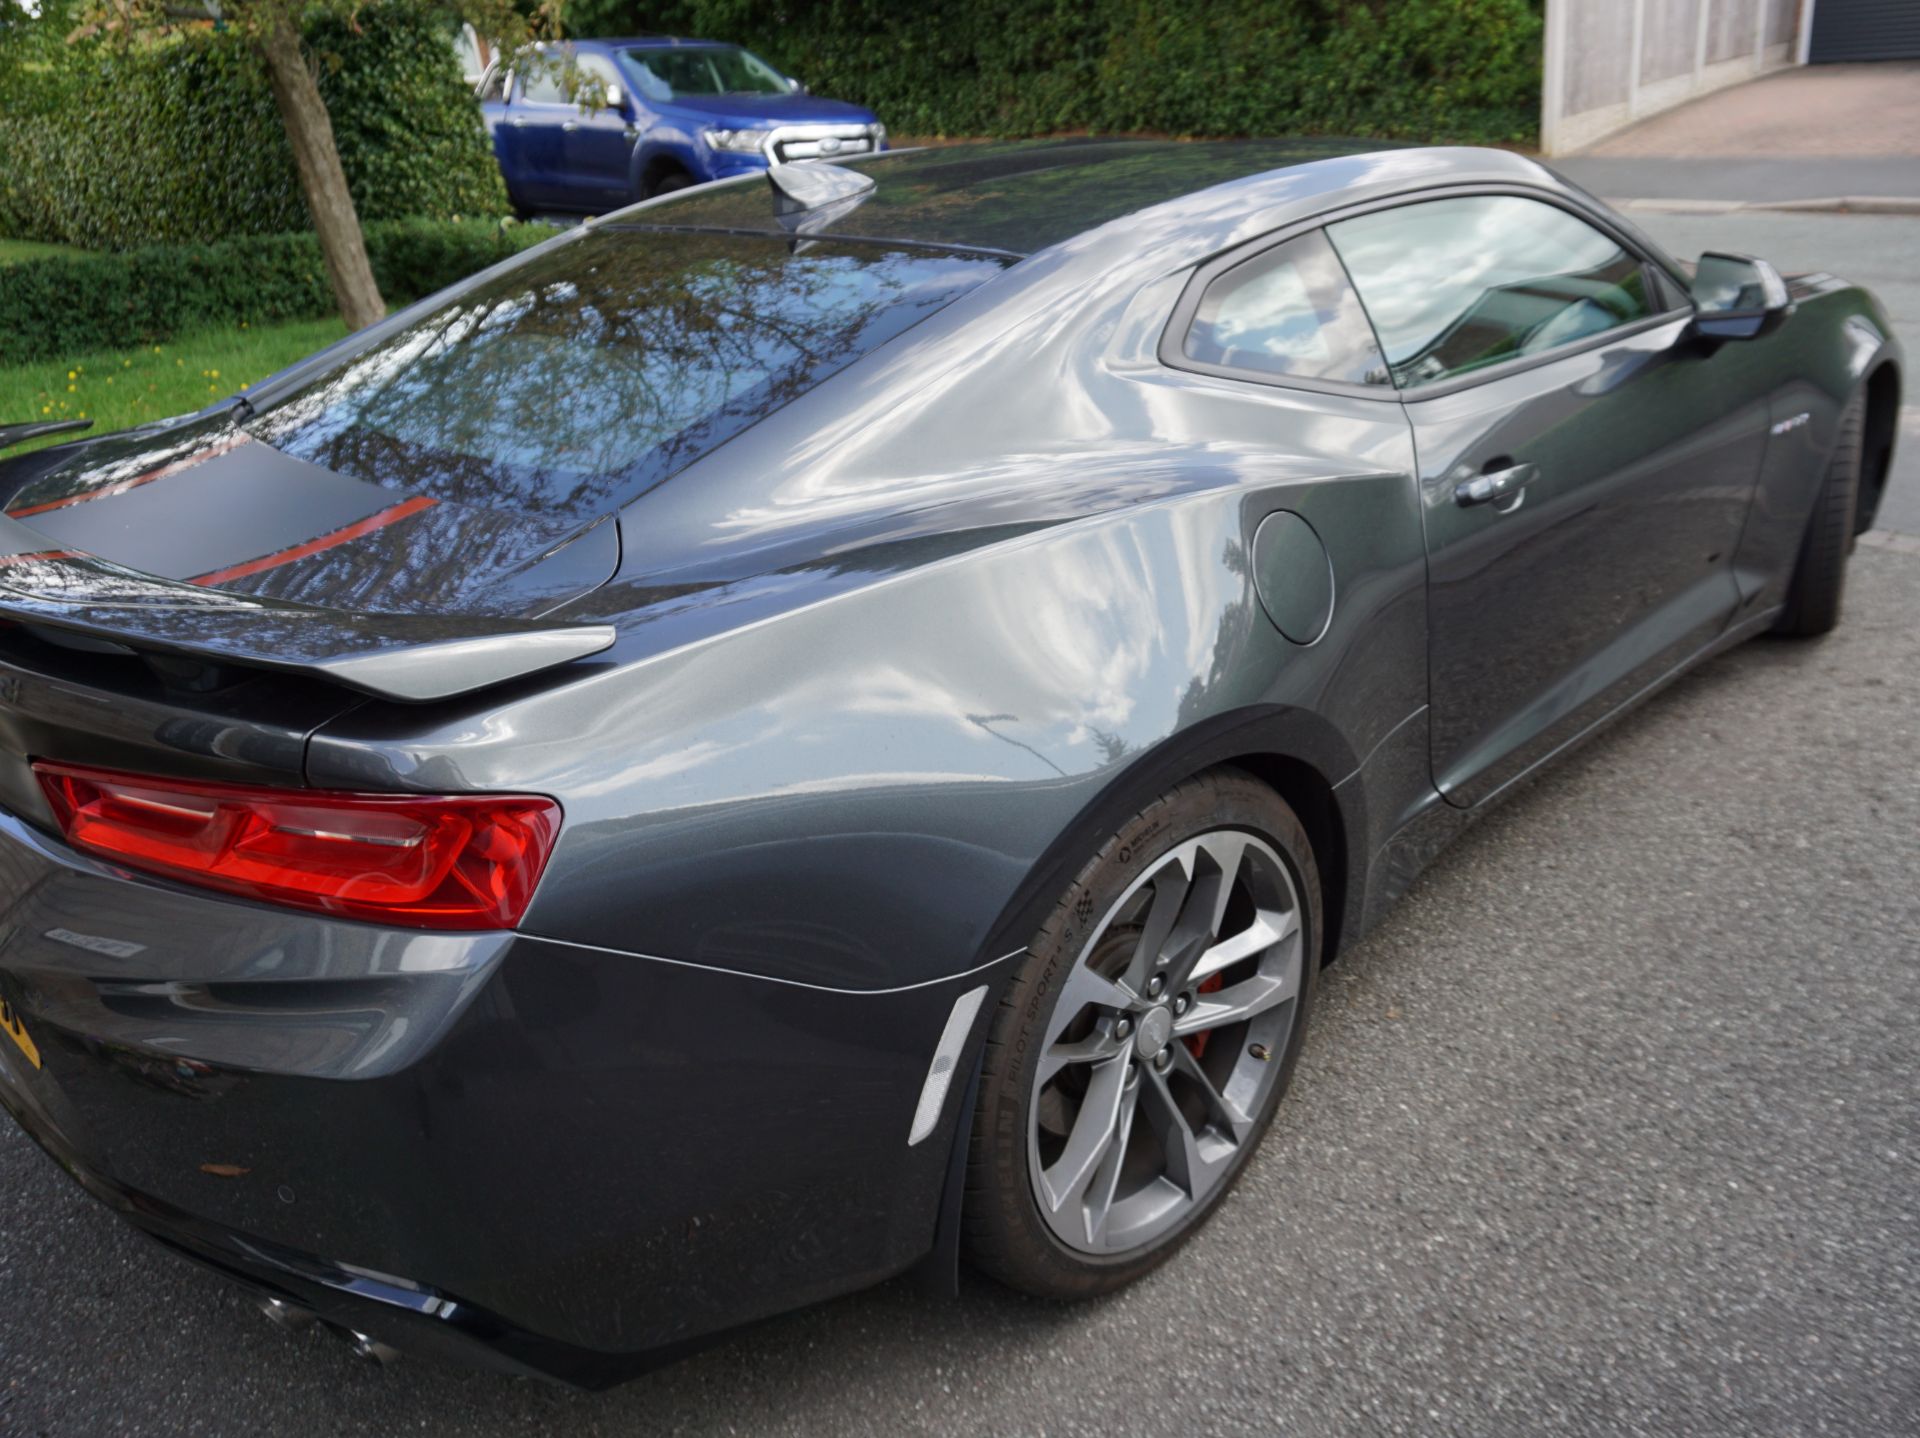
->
(1326, 191), (1768, 808)
(560, 53), (639, 208)
(503, 67), (574, 209)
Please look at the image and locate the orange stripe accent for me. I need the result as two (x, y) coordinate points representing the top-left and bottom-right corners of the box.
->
(7, 434), (251, 520)
(190, 496), (437, 587)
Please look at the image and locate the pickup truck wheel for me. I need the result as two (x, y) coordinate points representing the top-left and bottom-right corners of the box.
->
(648, 169), (694, 198)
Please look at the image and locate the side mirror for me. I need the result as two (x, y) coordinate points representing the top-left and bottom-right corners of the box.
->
(787, 76), (807, 94)
(1690, 251), (1791, 342)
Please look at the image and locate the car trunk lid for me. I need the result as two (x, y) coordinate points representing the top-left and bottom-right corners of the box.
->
(5, 421), (620, 620)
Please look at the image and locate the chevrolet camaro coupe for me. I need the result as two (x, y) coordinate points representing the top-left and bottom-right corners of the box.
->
(0, 140), (1900, 1386)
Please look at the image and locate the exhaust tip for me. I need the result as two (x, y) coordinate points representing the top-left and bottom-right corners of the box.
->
(255, 1295), (401, 1367)
(256, 1295), (317, 1333)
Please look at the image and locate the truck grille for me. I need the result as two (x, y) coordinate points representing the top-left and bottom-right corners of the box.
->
(768, 125), (881, 164)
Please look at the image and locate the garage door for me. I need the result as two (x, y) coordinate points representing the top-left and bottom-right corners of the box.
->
(1809, 0), (1920, 61)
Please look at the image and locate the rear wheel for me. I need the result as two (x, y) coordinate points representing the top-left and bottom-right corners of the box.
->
(1773, 390), (1866, 637)
(963, 770), (1320, 1297)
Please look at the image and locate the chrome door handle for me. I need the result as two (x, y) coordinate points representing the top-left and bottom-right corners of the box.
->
(508, 116), (527, 127)
(1455, 462), (1538, 508)
(561, 120), (580, 132)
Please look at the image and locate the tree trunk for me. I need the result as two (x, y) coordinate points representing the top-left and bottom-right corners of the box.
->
(257, 13), (386, 331)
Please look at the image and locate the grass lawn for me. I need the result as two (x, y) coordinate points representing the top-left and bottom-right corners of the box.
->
(0, 316), (349, 455)
(0, 237), (92, 265)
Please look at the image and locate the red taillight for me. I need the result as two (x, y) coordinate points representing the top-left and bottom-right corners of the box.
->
(33, 762), (560, 931)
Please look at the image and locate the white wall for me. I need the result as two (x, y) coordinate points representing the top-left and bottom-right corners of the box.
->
(1541, 0), (1803, 154)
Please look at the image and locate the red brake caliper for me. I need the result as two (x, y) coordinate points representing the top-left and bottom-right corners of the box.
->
(1185, 973), (1225, 1059)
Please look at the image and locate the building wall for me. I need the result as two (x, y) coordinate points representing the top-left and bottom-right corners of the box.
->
(1542, 0), (1803, 155)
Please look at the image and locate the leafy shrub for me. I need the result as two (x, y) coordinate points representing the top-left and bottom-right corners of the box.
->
(0, 218), (556, 363)
(565, 0), (1542, 144)
(0, 4), (508, 250)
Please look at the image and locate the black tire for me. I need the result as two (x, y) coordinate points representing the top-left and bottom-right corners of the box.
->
(648, 170), (694, 198)
(1773, 390), (1866, 637)
(963, 768), (1321, 1299)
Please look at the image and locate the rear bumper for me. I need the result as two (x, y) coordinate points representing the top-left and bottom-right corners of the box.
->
(0, 810), (1003, 1386)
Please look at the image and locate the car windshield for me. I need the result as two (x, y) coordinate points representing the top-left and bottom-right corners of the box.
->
(622, 45), (788, 100)
(248, 229), (1009, 522)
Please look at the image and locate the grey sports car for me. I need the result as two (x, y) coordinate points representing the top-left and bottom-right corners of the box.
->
(0, 140), (1901, 1386)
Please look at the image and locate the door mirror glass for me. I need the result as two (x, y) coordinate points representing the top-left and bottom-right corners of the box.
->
(1690, 251), (1790, 341)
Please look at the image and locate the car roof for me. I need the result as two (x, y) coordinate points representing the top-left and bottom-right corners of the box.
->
(629, 138), (1545, 258)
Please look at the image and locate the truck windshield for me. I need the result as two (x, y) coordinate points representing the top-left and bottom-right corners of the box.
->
(249, 228), (1008, 522)
(623, 45), (789, 99)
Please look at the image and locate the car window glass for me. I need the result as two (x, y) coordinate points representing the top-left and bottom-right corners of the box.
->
(1182, 229), (1386, 386)
(622, 45), (787, 99)
(248, 231), (1012, 525)
(518, 64), (568, 105)
(479, 66), (508, 103)
(576, 53), (620, 104)
(1327, 195), (1655, 388)
(624, 58), (672, 102)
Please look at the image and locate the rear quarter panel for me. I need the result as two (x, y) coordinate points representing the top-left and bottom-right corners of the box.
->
(305, 251), (1432, 989)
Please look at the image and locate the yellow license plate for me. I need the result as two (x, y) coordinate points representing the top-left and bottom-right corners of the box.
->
(0, 994), (40, 1070)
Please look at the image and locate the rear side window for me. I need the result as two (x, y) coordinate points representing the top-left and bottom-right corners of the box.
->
(250, 230), (1009, 522)
(1181, 230), (1385, 387)
(1327, 195), (1655, 388)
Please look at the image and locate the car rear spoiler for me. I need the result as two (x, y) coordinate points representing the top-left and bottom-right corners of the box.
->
(0, 516), (615, 703)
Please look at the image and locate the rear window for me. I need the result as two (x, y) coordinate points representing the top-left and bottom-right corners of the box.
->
(249, 229), (1008, 521)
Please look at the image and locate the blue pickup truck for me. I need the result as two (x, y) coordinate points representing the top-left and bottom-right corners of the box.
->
(477, 37), (887, 214)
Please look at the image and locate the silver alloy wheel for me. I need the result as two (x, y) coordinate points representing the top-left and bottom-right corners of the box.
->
(1027, 828), (1305, 1255)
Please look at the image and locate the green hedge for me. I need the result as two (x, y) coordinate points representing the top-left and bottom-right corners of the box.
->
(0, 5), (509, 251)
(570, 0), (1542, 144)
(0, 218), (557, 364)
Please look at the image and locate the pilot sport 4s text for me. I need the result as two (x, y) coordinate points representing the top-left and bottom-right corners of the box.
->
(0, 140), (1900, 1385)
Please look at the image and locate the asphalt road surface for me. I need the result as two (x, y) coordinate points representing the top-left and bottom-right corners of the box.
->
(3, 213), (1917, 1437)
